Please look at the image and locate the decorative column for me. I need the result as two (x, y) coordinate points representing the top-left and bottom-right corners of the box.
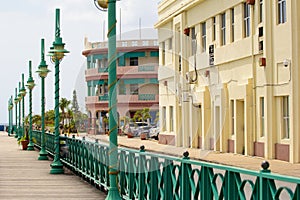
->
(26, 61), (35, 151)
(37, 38), (50, 160)
(17, 82), (22, 140)
(8, 99), (11, 136)
(48, 8), (69, 174)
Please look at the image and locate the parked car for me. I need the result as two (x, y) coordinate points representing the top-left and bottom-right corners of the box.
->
(149, 122), (159, 140)
(123, 122), (152, 137)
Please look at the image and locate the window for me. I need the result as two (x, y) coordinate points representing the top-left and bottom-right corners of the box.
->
(191, 27), (197, 55)
(221, 13), (226, 46)
(130, 84), (139, 95)
(129, 57), (138, 66)
(260, 97), (265, 137)
(259, 0), (263, 23)
(104, 83), (108, 94)
(118, 80), (126, 95)
(201, 23), (206, 52)
(278, 0), (286, 24)
(282, 96), (289, 139)
(169, 106), (174, 132)
(231, 8), (235, 42)
(231, 100), (234, 135)
(212, 17), (216, 41)
(161, 42), (165, 65)
(162, 106), (166, 131)
(168, 38), (172, 50)
(244, 3), (251, 37)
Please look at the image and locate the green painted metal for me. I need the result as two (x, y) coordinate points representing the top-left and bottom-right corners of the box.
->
(21, 74), (26, 139)
(49, 8), (69, 174)
(38, 38), (49, 160)
(106, 0), (121, 198)
(14, 88), (18, 138)
(18, 82), (21, 140)
(99, 94), (109, 101)
(138, 94), (156, 101)
(124, 51), (145, 58)
(31, 131), (300, 200)
(150, 51), (159, 57)
(99, 67), (108, 72)
(27, 61), (35, 151)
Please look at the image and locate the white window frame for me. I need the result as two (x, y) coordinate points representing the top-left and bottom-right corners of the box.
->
(244, 3), (251, 38)
(221, 13), (226, 46)
(278, 0), (287, 24)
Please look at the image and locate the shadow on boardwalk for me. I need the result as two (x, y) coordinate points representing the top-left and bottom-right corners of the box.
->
(0, 132), (106, 200)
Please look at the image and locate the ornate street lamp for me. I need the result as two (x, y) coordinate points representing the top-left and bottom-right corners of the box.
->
(8, 99), (11, 136)
(37, 38), (50, 160)
(93, 1), (121, 199)
(26, 61), (35, 151)
(8, 96), (13, 136)
(17, 82), (22, 140)
(48, 8), (69, 174)
(14, 88), (19, 138)
(20, 74), (27, 139)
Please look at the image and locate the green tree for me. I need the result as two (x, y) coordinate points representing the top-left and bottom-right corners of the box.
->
(133, 108), (151, 123)
(60, 97), (71, 127)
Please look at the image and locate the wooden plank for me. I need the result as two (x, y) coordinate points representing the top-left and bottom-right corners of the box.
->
(0, 132), (106, 200)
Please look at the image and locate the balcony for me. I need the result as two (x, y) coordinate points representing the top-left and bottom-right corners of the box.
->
(99, 94), (109, 101)
(86, 94), (159, 104)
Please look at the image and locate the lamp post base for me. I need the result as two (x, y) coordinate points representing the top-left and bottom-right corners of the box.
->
(27, 142), (34, 151)
(105, 188), (122, 200)
(50, 161), (64, 174)
(38, 149), (48, 160)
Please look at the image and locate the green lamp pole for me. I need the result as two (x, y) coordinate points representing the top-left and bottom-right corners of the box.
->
(8, 99), (11, 136)
(48, 8), (69, 174)
(14, 88), (18, 138)
(94, 1), (121, 199)
(8, 96), (13, 136)
(26, 61), (35, 151)
(10, 96), (14, 135)
(37, 38), (50, 160)
(20, 74), (27, 138)
(17, 82), (22, 140)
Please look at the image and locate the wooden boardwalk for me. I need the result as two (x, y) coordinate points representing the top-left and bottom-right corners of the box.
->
(0, 132), (106, 200)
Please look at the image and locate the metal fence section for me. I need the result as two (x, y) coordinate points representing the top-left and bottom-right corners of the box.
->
(32, 130), (300, 200)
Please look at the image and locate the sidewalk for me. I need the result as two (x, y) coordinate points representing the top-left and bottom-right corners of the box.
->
(82, 133), (300, 178)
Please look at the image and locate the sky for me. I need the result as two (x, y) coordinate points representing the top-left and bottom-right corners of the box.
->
(1, 0), (159, 124)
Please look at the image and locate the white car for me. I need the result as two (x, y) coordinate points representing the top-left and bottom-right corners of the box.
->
(149, 122), (159, 140)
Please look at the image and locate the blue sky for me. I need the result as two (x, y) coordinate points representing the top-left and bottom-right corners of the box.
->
(1, 0), (159, 123)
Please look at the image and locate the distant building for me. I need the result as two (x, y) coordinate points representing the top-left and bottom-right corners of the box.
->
(156, 0), (300, 163)
(83, 37), (159, 134)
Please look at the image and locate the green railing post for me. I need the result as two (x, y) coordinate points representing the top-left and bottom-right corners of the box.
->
(138, 145), (146, 200)
(181, 151), (191, 200)
(149, 156), (159, 200)
(128, 152), (135, 199)
(163, 159), (173, 200)
(200, 166), (213, 199)
(260, 161), (275, 200)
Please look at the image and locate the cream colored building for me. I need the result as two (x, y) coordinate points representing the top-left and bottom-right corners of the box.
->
(155, 0), (300, 163)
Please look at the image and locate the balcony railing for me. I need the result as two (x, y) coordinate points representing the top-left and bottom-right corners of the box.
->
(138, 94), (156, 101)
(32, 131), (300, 200)
(99, 94), (109, 101)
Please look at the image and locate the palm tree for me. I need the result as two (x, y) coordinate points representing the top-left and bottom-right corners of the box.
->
(133, 108), (151, 123)
(60, 98), (71, 127)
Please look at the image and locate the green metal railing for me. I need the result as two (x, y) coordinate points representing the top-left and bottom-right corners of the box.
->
(32, 130), (300, 200)
(138, 94), (156, 101)
(99, 94), (109, 101)
(138, 65), (155, 72)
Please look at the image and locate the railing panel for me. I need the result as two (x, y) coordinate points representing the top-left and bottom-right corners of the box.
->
(31, 131), (300, 200)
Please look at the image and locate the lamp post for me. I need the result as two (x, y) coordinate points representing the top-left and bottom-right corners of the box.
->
(17, 82), (22, 140)
(8, 96), (13, 136)
(20, 74), (27, 139)
(8, 99), (11, 136)
(94, 1), (121, 199)
(37, 38), (50, 160)
(26, 61), (35, 151)
(10, 96), (14, 135)
(14, 88), (19, 138)
(48, 8), (69, 174)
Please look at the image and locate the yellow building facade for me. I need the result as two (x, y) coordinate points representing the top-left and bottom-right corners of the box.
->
(155, 0), (300, 163)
